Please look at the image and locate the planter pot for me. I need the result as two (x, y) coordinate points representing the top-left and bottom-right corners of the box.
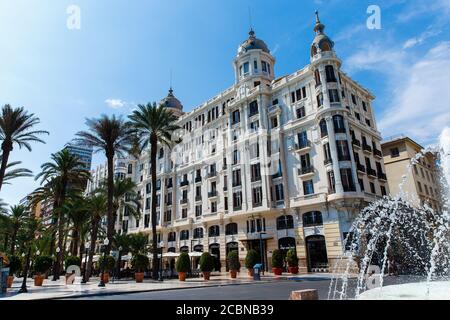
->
(288, 266), (299, 274)
(178, 272), (186, 281)
(202, 271), (211, 280)
(272, 267), (283, 275)
(135, 272), (144, 283)
(230, 270), (237, 279)
(7, 276), (14, 288)
(247, 269), (254, 277)
(102, 272), (110, 283)
(34, 275), (44, 286)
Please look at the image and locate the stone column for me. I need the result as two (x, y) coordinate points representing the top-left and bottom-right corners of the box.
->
(344, 117), (361, 193)
(326, 116), (344, 194)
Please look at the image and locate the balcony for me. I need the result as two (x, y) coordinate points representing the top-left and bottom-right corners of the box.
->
(166, 182), (173, 189)
(378, 172), (387, 181)
(195, 195), (202, 202)
(251, 176), (262, 183)
(352, 139), (361, 148)
(324, 158), (333, 166)
(233, 206), (242, 211)
(367, 168), (377, 177)
(357, 163), (366, 173)
(195, 176), (202, 183)
(338, 155), (351, 161)
(294, 141), (311, 153)
(180, 198), (188, 205)
(207, 171), (217, 178)
(208, 191), (218, 198)
(373, 148), (383, 158)
(272, 172), (282, 179)
(232, 182), (242, 187)
(223, 185), (228, 191)
(334, 127), (346, 134)
(298, 166), (315, 176)
(180, 180), (189, 187)
(363, 144), (372, 153)
(222, 164), (228, 170)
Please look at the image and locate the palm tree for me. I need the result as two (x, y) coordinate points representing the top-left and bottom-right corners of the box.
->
(128, 103), (180, 279)
(35, 149), (90, 280)
(5, 205), (28, 256)
(63, 198), (90, 256)
(0, 156), (33, 184)
(75, 115), (132, 253)
(0, 104), (49, 190)
(84, 193), (107, 280)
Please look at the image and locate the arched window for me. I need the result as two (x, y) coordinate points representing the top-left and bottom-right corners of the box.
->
(325, 65), (336, 82)
(225, 223), (238, 235)
(320, 119), (328, 138)
(127, 164), (133, 174)
(180, 230), (189, 240)
(314, 69), (321, 86)
(303, 211), (323, 227)
(333, 115), (345, 133)
(159, 148), (164, 159)
(193, 227), (203, 239)
(168, 232), (176, 242)
(277, 215), (294, 230)
(208, 225), (220, 237)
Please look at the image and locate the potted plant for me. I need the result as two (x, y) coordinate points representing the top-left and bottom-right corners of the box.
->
(244, 249), (260, 277)
(6, 255), (21, 288)
(98, 255), (116, 283)
(227, 251), (240, 279)
(33, 255), (53, 286)
(131, 254), (149, 283)
(176, 252), (190, 281)
(64, 256), (81, 270)
(286, 249), (299, 274)
(199, 252), (214, 280)
(271, 249), (283, 275)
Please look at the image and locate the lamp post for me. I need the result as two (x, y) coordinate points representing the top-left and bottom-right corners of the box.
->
(52, 247), (61, 281)
(18, 246), (32, 293)
(116, 246), (123, 281)
(81, 241), (90, 284)
(98, 238), (109, 287)
(259, 232), (267, 275)
(158, 241), (165, 282)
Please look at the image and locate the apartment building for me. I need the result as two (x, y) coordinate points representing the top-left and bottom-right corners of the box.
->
(88, 12), (388, 272)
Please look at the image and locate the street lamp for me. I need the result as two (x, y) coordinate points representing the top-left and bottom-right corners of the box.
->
(81, 241), (90, 284)
(259, 232), (267, 275)
(115, 246), (123, 281)
(158, 241), (165, 282)
(18, 246), (32, 293)
(53, 247), (61, 281)
(98, 238), (109, 287)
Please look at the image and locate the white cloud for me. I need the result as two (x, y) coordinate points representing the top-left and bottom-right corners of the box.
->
(403, 28), (441, 49)
(378, 41), (450, 145)
(105, 98), (126, 109)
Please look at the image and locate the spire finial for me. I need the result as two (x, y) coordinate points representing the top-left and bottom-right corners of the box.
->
(248, 7), (253, 33)
(315, 10), (320, 23)
(313, 10), (325, 34)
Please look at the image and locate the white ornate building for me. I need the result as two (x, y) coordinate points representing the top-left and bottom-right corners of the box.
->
(88, 13), (389, 272)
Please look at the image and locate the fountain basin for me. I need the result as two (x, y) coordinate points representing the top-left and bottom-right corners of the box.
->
(358, 281), (450, 300)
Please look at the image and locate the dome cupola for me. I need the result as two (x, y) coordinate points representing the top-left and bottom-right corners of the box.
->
(160, 87), (184, 117)
(237, 29), (270, 56)
(311, 11), (335, 58)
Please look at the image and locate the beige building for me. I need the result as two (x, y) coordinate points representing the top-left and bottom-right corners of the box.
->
(381, 135), (442, 212)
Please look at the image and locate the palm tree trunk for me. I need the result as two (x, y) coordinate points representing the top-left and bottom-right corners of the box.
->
(10, 228), (17, 256)
(86, 217), (99, 279)
(3, 233), (9, 252)
(71, 229), (79, 257)
(0, 142), (12, 191)
(106, 150), (115, 254)
(150, 133), (159, 280)
(53, 180), (67, 281)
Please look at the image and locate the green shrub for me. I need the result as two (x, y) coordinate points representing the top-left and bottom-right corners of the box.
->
(227, 251), (241, 271)
(131, 254), (149, 272)
(176, 252), (190, 273)
(7, 255), (22, 276)
(34, 255), (53, 274)
(64, 256), (81, 270)
(98, 255), (116, 272)
(128, 233), (148, 255)
(286, 249), (298, 267)
(271, 249), (284, 268)
(199, 252), (214, 272)
(244, 249), (260, 269)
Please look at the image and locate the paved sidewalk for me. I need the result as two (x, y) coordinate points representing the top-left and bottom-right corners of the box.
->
(0, 272), (347, 300)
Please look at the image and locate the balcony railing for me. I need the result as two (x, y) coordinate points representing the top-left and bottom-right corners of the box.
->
(207, 171), (217, 178)
(357, 163), (366, 172)
(180, 180), (189, 187)
(223, 185), (228, 191)
(352, 139), (361, 148)
(232, 182), (241, 187)
(373, 149), (383, 158)
(195, 195), (202, 201)
(378, 172), (387, 180)
(180, 198), (188, 204)
(367, 168), (377, 177)
(195, 176), (202, 183)
(294, 140), (311, 151)
(363, 144), (372, 153)
(166, 182), (173, 189)
(298, 166), (314, 175)
(324, 158), (333, 165)
(338, 154), (351, 161)
(251, 176), (262, 182)
(272, 172), (282, 179)
(208, 191), (218, 198)
(334, 127), (346, 134)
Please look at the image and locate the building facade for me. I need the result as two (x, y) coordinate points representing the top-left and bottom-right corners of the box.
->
(64, 142), (93, 171)
(88, 13), (389, 273)
(381, 135), (442, 212)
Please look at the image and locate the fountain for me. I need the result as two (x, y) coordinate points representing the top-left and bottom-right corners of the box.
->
(328, 128), (450, 300)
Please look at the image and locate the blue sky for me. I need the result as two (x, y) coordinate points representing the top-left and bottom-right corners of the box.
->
(1, 0), (449, 205)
